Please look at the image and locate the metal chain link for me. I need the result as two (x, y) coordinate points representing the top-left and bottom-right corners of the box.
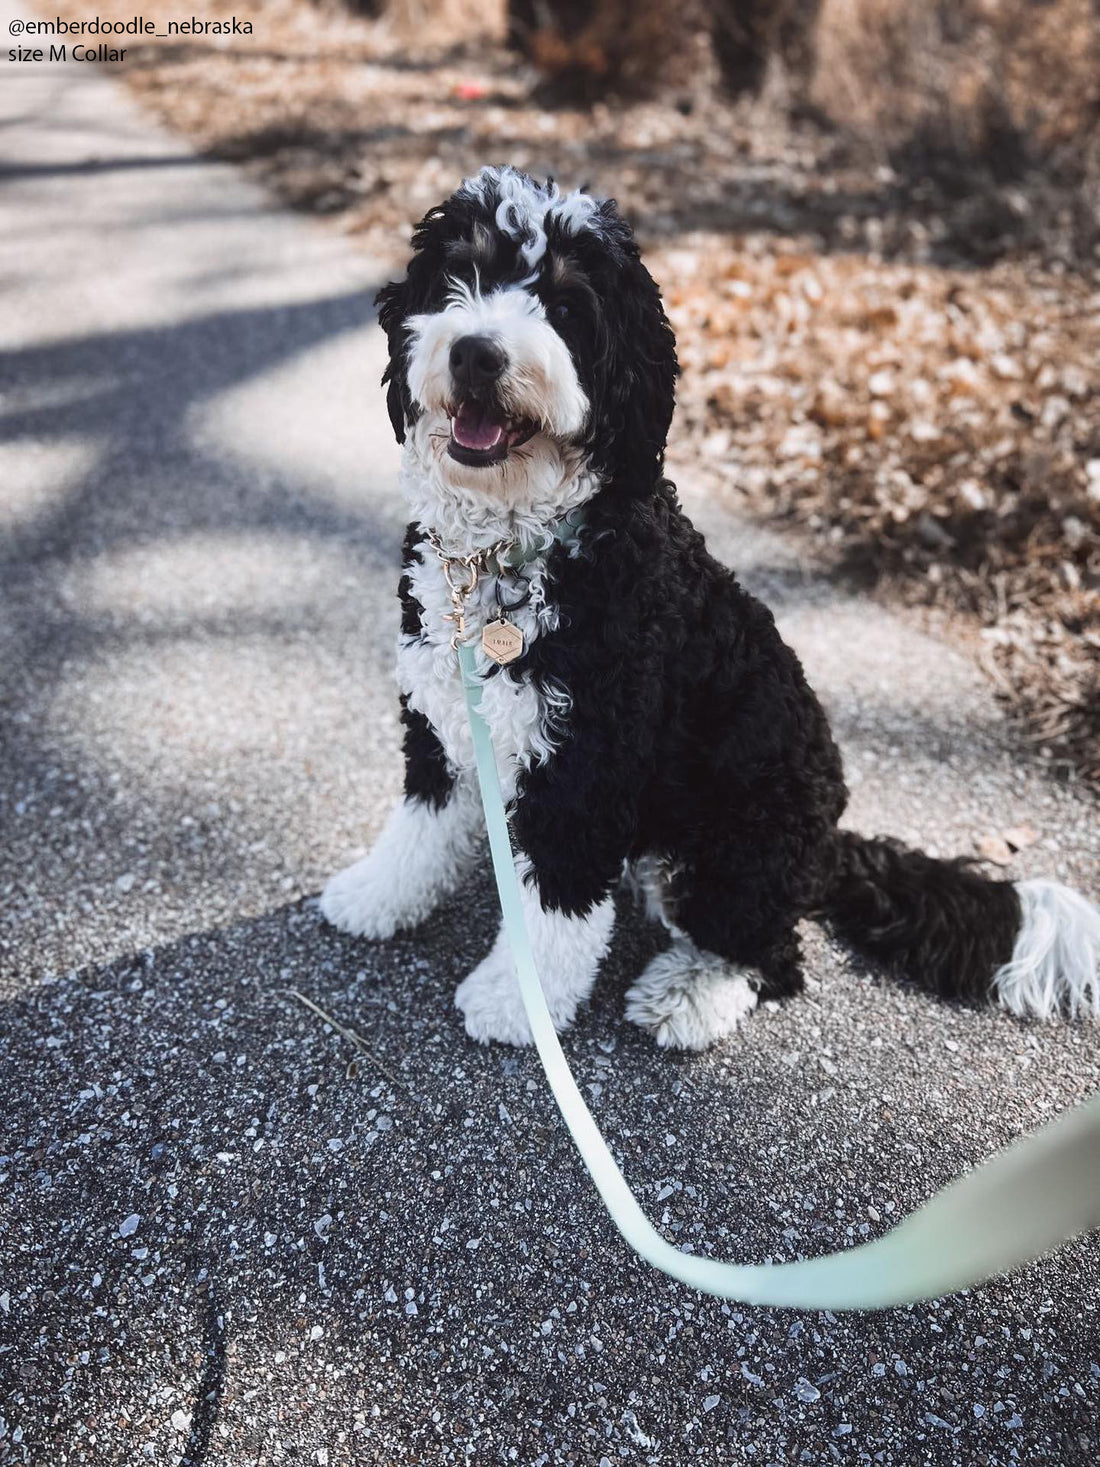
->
(424, 529), (515, 650)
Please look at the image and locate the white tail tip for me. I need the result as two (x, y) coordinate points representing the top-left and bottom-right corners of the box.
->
(992, 879), (1100, 1021)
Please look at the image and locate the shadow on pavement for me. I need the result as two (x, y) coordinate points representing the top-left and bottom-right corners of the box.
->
(0, 154), (208, 180)
(1, 882), (1098, 1460)
(0, 284), (404, 983)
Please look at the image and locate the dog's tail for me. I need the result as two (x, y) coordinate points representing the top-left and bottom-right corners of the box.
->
(822, 831), (1100, 1019)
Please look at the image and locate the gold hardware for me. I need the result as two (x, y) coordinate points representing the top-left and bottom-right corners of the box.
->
(425, 529), (516, 652)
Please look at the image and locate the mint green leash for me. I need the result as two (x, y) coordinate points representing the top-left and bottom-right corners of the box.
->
(457, 641), (1100, 1309)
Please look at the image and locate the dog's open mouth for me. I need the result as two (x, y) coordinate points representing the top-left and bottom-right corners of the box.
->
(447, 401), (536, 467)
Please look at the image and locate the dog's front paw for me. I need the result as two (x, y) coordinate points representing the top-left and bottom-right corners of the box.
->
(455, 946), (584, 1046)
(320, 855), (408, 940)
(455, 950), (535, 1046)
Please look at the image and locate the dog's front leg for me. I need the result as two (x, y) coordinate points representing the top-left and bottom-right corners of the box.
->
(320, 782), (481, 939)
(455, 855), (615, 1046)
(456, 701), (642, 1044)
(321, 701), (481, 939)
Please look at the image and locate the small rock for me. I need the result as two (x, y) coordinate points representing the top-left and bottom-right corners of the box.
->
(118, 1214), (140, 1238)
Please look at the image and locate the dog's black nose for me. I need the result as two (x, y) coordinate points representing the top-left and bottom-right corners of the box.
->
(449, 334), (506, 392)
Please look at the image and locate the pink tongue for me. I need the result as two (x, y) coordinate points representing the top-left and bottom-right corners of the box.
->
(453, 403), (505, 451)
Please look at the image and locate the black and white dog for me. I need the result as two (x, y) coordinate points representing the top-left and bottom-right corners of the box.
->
(321, 165), (1100, 1049)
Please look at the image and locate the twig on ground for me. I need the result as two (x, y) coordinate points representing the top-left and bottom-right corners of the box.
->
(289, 988), (406, 1090)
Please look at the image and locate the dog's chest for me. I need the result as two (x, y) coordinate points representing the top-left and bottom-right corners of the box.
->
(396, 543), (563, 797)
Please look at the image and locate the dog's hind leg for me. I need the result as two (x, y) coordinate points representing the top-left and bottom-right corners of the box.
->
(624, 936), (760, 1050)
(624, 846), (808, 1048)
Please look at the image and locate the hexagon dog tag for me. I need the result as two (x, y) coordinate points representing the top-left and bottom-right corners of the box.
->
(482, 618), (524, 666)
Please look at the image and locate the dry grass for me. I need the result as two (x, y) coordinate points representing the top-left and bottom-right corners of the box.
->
(518, 0), (707, 101)
(375, 0), (505, 44)
(811, 0), (1100, 164)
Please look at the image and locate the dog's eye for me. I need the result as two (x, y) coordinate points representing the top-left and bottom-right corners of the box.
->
(551, 302), (570, 322)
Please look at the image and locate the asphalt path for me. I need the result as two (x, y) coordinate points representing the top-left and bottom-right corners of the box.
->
(1, 14), (1098, 1465)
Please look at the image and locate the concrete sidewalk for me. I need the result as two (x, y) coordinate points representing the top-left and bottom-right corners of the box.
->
(1, 14), (1098, 1466)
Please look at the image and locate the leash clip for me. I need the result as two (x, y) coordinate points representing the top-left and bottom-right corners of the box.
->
(426, 529), (515, 652)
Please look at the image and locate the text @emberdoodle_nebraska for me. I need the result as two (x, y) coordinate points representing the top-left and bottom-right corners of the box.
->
(7, 14), (253, 63)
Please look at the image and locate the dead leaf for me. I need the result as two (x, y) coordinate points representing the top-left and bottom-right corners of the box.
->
(1002, 825), (1039, 851)
(976, 834), (1013, 866)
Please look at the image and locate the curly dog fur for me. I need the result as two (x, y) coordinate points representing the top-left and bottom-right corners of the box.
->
(321, 166), (1099, 1046)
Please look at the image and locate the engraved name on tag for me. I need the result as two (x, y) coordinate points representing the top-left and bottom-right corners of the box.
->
(482, 619), (524, 666)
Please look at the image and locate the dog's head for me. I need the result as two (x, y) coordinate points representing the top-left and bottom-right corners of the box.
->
(377, 166), (678, 530)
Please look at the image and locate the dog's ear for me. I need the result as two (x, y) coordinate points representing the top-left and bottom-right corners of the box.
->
(585, 208), (679, 494)
(610, 252), (679, 488)
(375, 206), (457, 444)
(376, 277), (411, 446)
